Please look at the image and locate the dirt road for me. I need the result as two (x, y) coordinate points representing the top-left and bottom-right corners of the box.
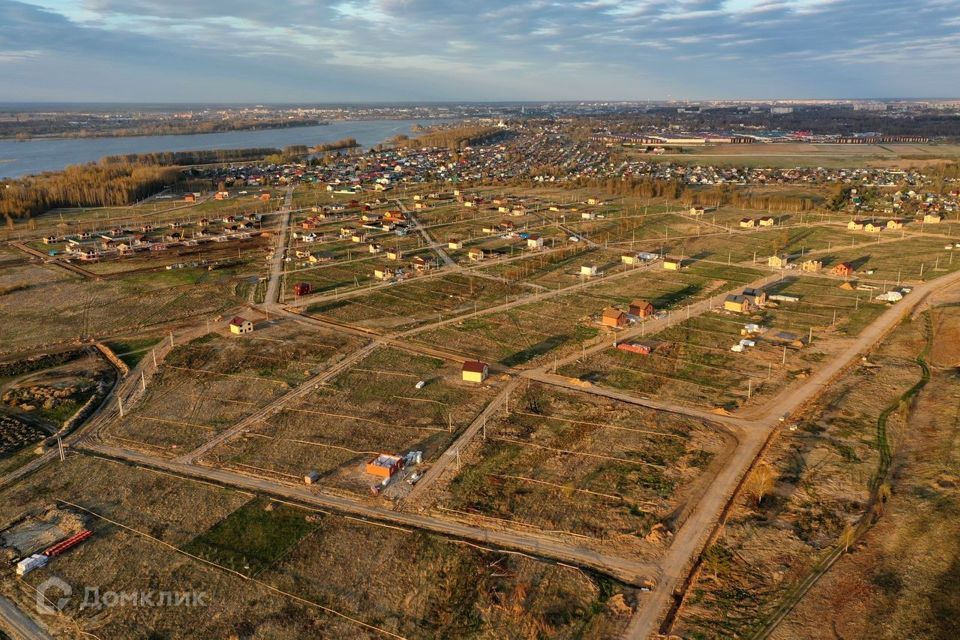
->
(0, 595), (53, 640)
(623, 266), (960, 639)
(263, 186), (294, 307)
(81, 443), (658, 587)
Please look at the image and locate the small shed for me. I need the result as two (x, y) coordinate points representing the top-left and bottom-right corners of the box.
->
(628, 299), (654, 318)
(229, 317), (253, 334)
(461, 360), (489, 383)
(365, 454), (404, 479)
(601, 307), (628, 328)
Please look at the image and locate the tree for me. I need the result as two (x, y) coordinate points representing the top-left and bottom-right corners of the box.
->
(746, 462), (777, 507)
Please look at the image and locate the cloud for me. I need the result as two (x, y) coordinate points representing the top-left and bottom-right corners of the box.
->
(2, 0), (959, 101)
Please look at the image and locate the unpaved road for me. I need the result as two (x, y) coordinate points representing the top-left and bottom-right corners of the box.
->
(623, 266), (960, 639)
(0, 595), (53, 640)
(81, 442), (658, 587)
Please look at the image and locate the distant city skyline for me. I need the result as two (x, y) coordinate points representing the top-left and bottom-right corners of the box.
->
(2, 0), (959, 102)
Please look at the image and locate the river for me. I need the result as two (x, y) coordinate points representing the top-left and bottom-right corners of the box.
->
(0, 119), (443, 178)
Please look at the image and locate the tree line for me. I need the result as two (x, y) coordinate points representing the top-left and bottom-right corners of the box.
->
(102, 148), (280, 166)
(392, 126), (505, 150)
(1, 163), (181, 222)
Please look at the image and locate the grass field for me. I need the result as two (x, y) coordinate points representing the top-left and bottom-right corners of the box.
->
(205, 347), (499, 495)
(102, 320), (362, 454)
(433, 383), (730, 551)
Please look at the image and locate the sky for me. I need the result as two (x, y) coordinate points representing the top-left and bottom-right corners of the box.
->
(1, 0), (959, 102)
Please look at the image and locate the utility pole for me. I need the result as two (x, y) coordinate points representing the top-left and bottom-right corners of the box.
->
(118, 396), (124, 417)
(57, 436), (65, 462)
(782, 345), (787, 366)
(141, 371), (146, 392)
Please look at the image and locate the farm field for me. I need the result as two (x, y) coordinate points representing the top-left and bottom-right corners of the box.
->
(101, 319), (363, 455)
(425, 382), (732, 557)
(203, 346), (501, 495)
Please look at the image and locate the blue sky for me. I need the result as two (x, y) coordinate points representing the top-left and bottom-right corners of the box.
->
(2, 0), (959, 102)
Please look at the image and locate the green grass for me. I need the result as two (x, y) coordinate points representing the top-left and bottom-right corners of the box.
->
(181, 496), (319, 577)
(105, 337), (163, 368)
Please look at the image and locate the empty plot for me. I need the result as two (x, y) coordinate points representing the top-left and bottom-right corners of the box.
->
(102, 321), (361, 454)
(434, 383), (729, 548)
(205, 347), (499, 495)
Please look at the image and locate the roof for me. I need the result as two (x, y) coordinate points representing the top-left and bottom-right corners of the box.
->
(369, 453), (402, 468)
(630, 299), (652, 308)
(602, 307), (625, 319)
(230, 316), (249, 326)
(462, 360), (488, 373)
(725, 294), (748, 303)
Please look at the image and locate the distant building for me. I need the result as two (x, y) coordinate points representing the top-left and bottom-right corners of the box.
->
(801, 259), (823, 273)
(365, 454), (403, 479)
(601, 307), (628, 328)
(461, 360), (489, 383)
(663, 256), (683, 271)
(832, 262), (855, 278)
(724, 295), (751, 313)
(628, 299), (655, 318)
(768, 255), (790, 269)
(229, 317), (253, 334)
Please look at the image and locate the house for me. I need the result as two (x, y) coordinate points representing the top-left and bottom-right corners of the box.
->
(864, 221), (884, 233)
(461, 360), (489, 383)
(923, 213), (942, 224)
(214, 191), (230, 200)
(832, 262), (855, 278)
(601, 307), (628, 328)
(183, 193), (197, 203)
(801, 259), (823, 273)
(387, 249), (402, 261)
(229, 317), (253, 334)
(663, 256), (683, 271)
(847, 219), (865, 231)
(368, 243), (383, 254)
(621, 253), (640, 265)
(373, 267), (394, 281)
(365, 454), (403, 479)
(587, 198), (602, 206)
(526, 235), (544, 250)
(768, 254), (790, 269)
(689, 206), (707, 216)
(448, 240), (464, 250)
(742, 288), (767, 306)
(628, 299), (654, 318)
(350, 232), (366, 243)
(580, 265), (598, 277)
(468, 248), (486, 262)
(759, 216), (776, 227)
(724, 294), (751, 313)
(412, 256), (431, 271)
(739, 217), (757, 229)
(886, 219), (904, 230)
(581, 211), (597, 220)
